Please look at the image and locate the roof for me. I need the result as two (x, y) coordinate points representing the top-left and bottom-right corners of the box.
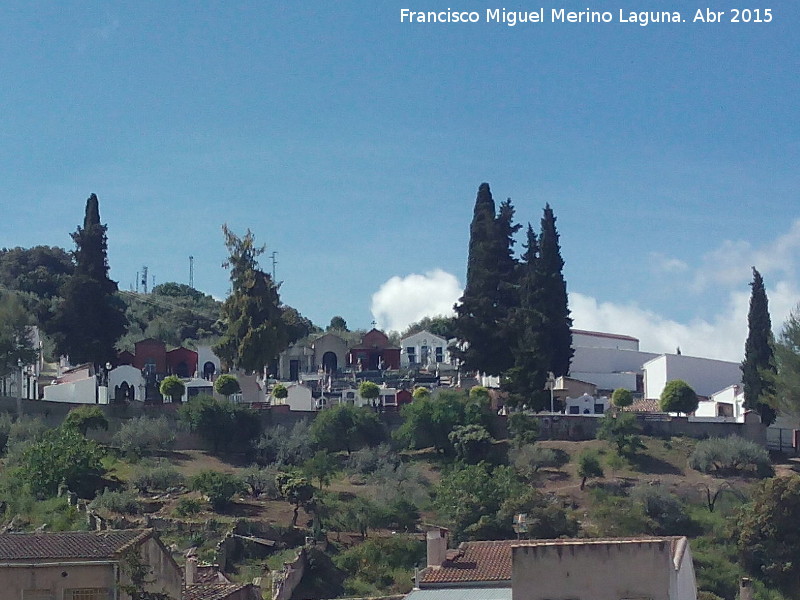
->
(624, 398), (662, 413)
(571, 329), (639, 343)
(419, 536), (689, 587)
(184, 583), (257, 600)
(419, 540), (515, 586)
(0, 529), (152, 561)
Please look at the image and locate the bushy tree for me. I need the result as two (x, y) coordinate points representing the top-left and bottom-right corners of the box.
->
(358, 381), (380, 406)
(395, 390), (482, 454)
(47, 194), (127, 369)
(412, 387), (430, 400)
(448, 424), (493, 464)
(131, 461), (185, 492)
(19, 426), (105, 497)
(577, 450), (604, 490)
(659, 380), (699, 415)
(611, 388), (633, 409)
(190, 470), (244, 511)
(113, 416), (176, 457)
(328, 316), (348, 331)
(159, 375), (185, 403)
(507, 412), (539, 446)
(688, 436), (773, 477)
(597, 412), (645, 458)
(309, 404), (385, 454)
(89, 488), (140, 515)
(214, 374), (240, 399)
(511, 444), (568, 480)
(214, 226), (288, 374)
(303, 450), (338, 489)
(276, 470), (315, 526)
(241, 465), (279, 498)
(272, 383), (288, 400)
(256, 421), (314, 467)
(771, 306), (800, 420)
(741, 268), (778, 425)
(737, 475), (800, 592)
(630, 485), (693, 536)
(179, 395), (258, 453)
(62, 405), (108, 436)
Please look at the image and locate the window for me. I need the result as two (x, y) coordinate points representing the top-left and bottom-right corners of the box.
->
(435, 347), (444, 363)
(569, 406), (580, 414)
(406, 347), (416, 364)
(65, 590), (110, 600)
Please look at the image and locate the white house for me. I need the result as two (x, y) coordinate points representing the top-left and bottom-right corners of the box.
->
(108, 364), (146, 402)
(693, 384), (746, 422)
(271, 382), (315, 411)
(196, 345), (221, 380)
(336, 386), (399, 409)
(564, 393), (610, 415)
(400, 330), (451, 370)
(43, 364), (104, 404)
(643, 354), (742, 400)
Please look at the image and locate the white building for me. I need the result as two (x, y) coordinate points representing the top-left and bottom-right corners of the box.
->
(108, 364), (146, 402)
(570, 330), (658, 393)
(196, 345), (221, 380)
(564, 393), (610, 415)
(642, 354), (742, 400)
(693, 384), (746, 422)
(271, 382), (315, 411)
(400, 330), (451, 370)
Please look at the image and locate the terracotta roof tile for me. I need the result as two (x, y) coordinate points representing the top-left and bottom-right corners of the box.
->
(419, 540), (515, 585)
(0, 529), (151, 561)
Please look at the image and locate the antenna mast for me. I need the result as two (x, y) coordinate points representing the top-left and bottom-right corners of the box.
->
(189, 255), (194, 288)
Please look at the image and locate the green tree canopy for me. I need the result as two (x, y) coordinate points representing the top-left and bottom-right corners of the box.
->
(772, 306), (800, 420)
(309, 404), (385, 454)
(737, 475), (800, 592)
(327, 316), (349, 331)
(741, 267), (778, 425)
(214, 373), (240, 398)
(190, 470), (244, 511)
(611, 388), (634, 408)
(577, 450), (604, 490)
(179, 394), (258, 453)
(159, 375), (186, 403)
(63, 405), (109, 436)
(18, 426), (105, 497)
(0, 292), (37, 380)
(272, 383), (288, 400)
(276, 470), (315, 527)
(597, 412), (645, 458)
(358, 381), (380, 404)
(214, 226), (289, 374)
(659, 380), (699, 415)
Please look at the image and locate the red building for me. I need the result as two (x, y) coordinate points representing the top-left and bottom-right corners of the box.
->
(347, 329), (401, 370)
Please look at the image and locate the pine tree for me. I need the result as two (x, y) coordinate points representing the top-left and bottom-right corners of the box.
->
(213, 226), (288, 374)
(741, 267), (777, 425)
(538, 204), (573, 377)
(48, 194), (127, 369)
(453, 183), (519, 376)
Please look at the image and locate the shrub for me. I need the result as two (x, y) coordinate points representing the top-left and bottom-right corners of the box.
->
(511, 444), (569, 480)
(5, 416), (49, 463)
(214, 374), (240, 398)
(449, 424), (493, 464)
(630, 485), (693, 535)
(89, 488), (140, 515)
(190, 470), (244, 512)
(577, 450), (604, 490)
(63, 405), (109, 436)
(130, 461), (185, 492)
(0, 412), (13, 454)
(507, 412), (539, 446)
(346, 443), (399, 476)
(611, 388), (634, 408)
(241, 465), (280, 498)
(159, 375), (186, 403)
(256, 421), (314, 467)
(174, 497), (202, 517)
(113, 416), (176, 457)
(597, 412), (645, 458)
(688, 436), (773, 477)
(660, 380), (699, 415)
(180, 395), (258, 453)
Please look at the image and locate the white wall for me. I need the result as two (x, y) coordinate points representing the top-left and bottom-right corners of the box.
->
(272, 383), (315, 411)
(565, 394), (610, 415)
(400, 330), (450, 369)
(570, 371), (638, 392)
(644, 354), (742, 399)
(43, 376), (99, 404)
(108, 365), (145, 401)
(571, 346), (659, 375)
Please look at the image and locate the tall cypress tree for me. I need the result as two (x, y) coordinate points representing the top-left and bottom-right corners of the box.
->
(453, 183), (519, 376)
(538, 204), (573, 377)
(741, 267), (777, 425)
(503, 224), (549, 408)
(49, 194), (127, 369)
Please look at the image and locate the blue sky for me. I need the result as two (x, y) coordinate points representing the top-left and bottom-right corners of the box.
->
(2, 2), (798, 361)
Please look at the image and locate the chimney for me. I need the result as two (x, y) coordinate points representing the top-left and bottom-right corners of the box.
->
(185, 556), (198, 585)
(427, 528), (448, 567)
(740, 577), (753, 600)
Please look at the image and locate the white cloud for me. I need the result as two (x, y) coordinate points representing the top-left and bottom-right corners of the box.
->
(649, 252), (688, 274)
(371, 269), (462, 333)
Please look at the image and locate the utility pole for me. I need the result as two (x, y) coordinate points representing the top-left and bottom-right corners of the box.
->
(270, 251), (278, 280)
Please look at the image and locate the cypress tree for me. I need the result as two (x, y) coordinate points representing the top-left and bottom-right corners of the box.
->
(503, 224), (549, 409)
(214, 226), (288, 374)
(741, 267), (777, 425)
(538, 204), (573, 377)
(453, 184), (519, 376)
(49, 194), (127, 369)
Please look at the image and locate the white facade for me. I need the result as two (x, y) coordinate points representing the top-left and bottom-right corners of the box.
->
(643, 354), (742, 400)
(43, 375), (102, 404)
(565, 393), (610, 415)
(571, 346), (658, 392)
(108, 365), (146, 402)
(271, 382), (315, 411)
(400, 330), (450, 369)
(196, 345), (221, 380)
(337, 386), (399, 408)
(693, 384), (746, 422)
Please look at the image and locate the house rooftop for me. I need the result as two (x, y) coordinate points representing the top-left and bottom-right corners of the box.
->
(571, 329), (639, 343)
(419, 536), (688, 587)
(0, 529), (152, 561)
(184, 583), (257, 600)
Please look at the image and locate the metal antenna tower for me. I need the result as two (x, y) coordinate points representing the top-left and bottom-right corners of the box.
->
(189, 255), (194, 288)
(270, 251), (278, 280)
(141, 266), (148, 294)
